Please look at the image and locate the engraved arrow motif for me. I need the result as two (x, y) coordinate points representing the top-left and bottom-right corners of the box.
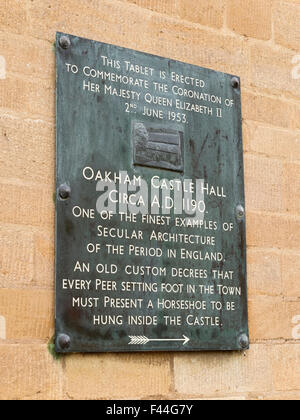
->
(128, 335), (190, 346)
(128, 336), (150, 345)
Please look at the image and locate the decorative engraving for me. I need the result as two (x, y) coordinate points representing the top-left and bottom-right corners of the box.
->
(133, 122), (184, 172)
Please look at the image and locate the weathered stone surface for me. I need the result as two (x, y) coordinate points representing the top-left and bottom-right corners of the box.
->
(174, 345), (273, 395)
(0, 289), (53, 341)
(65, 353), (172, 399)
(227, 0), (272, 40)
(0, 344), (63, 400)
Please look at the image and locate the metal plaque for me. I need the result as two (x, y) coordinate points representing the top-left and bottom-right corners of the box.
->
(55, 32), (249, 353)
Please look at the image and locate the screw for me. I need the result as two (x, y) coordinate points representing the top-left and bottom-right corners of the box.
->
(59, 35), (71, 49)
(236, 204), (245, 221)
(58, 183), (71, 200)
(231, 76), (240, 89)
(239, 333), (249, 349)
(57, 333), (71, 350)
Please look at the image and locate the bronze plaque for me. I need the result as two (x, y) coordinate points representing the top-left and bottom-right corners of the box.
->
(55, 32), (249, 353)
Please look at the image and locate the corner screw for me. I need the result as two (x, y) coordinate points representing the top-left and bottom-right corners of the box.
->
(239, 334), (249, 349)
(58, 183), (71, 200)
(236, 204), (245, 221)
(59, 35), (71, 49)
(57, 333), (71, 350)
(231, 77), (240, 89)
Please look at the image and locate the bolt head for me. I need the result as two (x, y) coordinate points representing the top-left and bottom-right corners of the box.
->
(239, 333), (249, 349)
(58, 183), (71, 200)
(59, 35), (71, 49)
(57, 333), (71, 350)
(231, 77), (240, 89)
(236, 204), (245, 221)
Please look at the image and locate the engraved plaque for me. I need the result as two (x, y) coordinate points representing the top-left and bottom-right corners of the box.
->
(55, 32), (249, 353)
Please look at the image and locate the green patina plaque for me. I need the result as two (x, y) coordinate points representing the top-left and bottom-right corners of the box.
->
(55, 32), (249, 353)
